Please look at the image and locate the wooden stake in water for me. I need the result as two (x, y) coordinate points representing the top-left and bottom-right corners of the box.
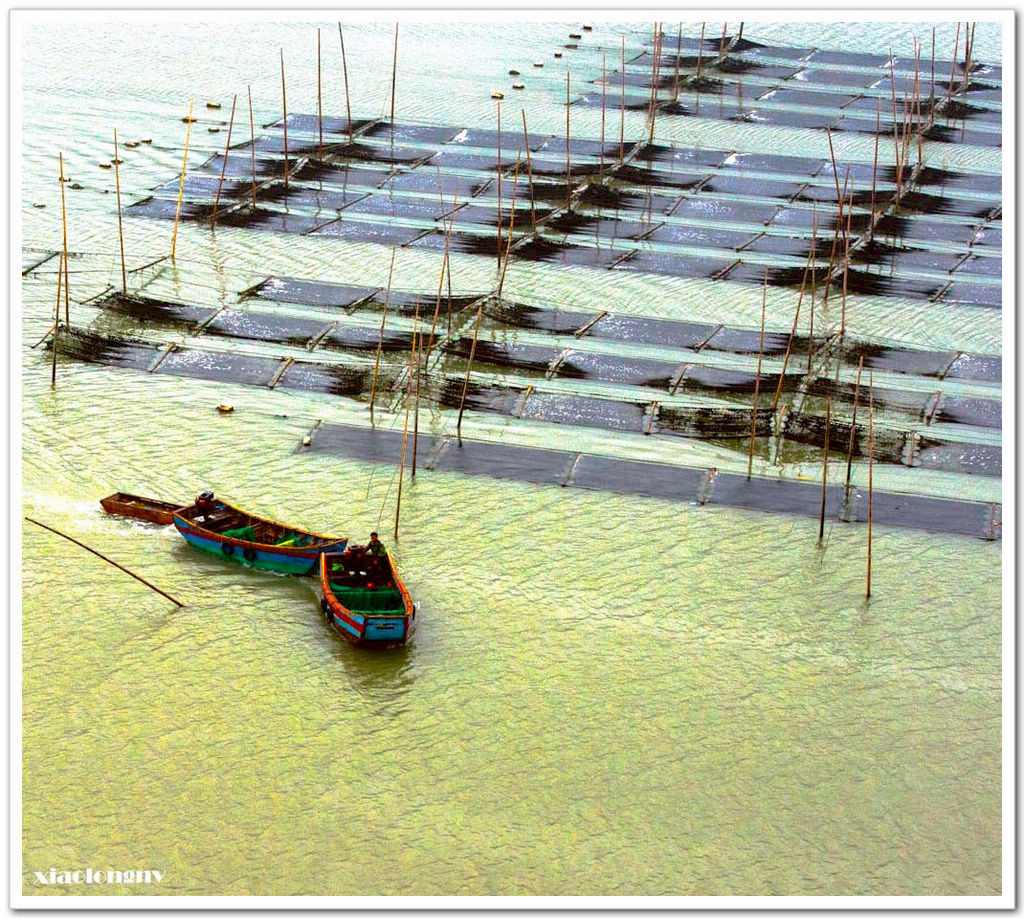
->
(496, 99), (503, 266)
(619, 36), (626, 163)
(394, 332), (415, 542)
(411, 299), (421, 477)
(390, 23), (399, 129)
(113, 131), (127, 293)
(599, 52), (607, 175)
(946, 23), (961, 106)
(818, 394), (832, 543)
(869, 100), (880, 241)
(317, 28), (324, 160)
(51, 250), (62, 386)
(212, 93), (238, 226)
(521, 109), (538, 234)
(747, 271), (766, 479)
(673, 22), (682, 100)
(844, 354), (865, 493)
(280, 50), (290, 192)
(696, 22), (706, 81)
(866, 373), (875, 598)
(426, 187), (458, 355)
(170, 99), (194, 261)
(368, 249), (396, 419)
(772, 242), (815, 411)
(338, 24), (353, 144)
(247, 86), (257, 209)
(565, 70), (572, 209)
(807, 209), (818, 373)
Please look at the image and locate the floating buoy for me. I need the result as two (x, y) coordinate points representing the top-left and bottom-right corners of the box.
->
(99, 162), (111, 169)
(532, 60), (544, 67)
(206, 101), (221, 109)
(302, 435), (312, 446)
(70, 182), (83, 190)
(564, 43), (578, 50)
(124, 140), (139, 148)
(569, 32), (582, 39)
(491, 90), (504, 99)
(217, 403), (234, 413)
(141, 138), (153, 144)
(33, 202), (45, 208)
(554, 51), (563, 58)
(208, 126), (220, 133)
(181, 115), (196, 123)
(509, 69), (520, 76)
(112, 158), (123, 165)
(512, 81), (525, 90)
(582, 24), (593, 31)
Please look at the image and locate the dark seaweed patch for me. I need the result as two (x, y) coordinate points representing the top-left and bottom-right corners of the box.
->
(783, 413), (907, 463)
(671, 196), (779, 226)
(305, 422), (436, 462)
(610, 164), (708, 190)
(274, 114), (372, 135)
(291, 161), (391, 188)
(555, 352), (681, 388)
(308, 219), (426, 246)
(933, 396), (1001, 429)
(438, 380), (522, 415)
(678, 364), (782, 395)
(127, 197), (215, 221)
(708, 473), (846, 519)
(341, 194), (450, 220)
(658, 405), (773, 438)
(215, 208), (338, 235)
(944, 353), (1001, 382)
(616, 250), (733, 278)
(335, 141), (427, 164)
(569, 455), (707, 500)
(362, 122), (463, 146)
(520, 391), (648, 432)
(484, 301), (594, 334)
(702, 327), (793, 356)
(914, 440), (1001, 477)
(154, 348), (281, 387)
(382, 170), (492, 198)
(204, 311), (328, 346)
(644, 223), (753, 249)
(937, 282), (1002, 310)
(53, 328), (160, 370)
(274, 360), (370, 397)
(443, 339), (560, 374)
(321, 325), (413, 352)
(98, 292), (218, 328)
(805, 378), (931, 415)
(433, 438), (575, 485)
(587, 315), (717, 349)
(245, 277), (375, 309)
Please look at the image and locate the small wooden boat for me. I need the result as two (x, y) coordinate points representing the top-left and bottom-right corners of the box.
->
(319, 548), (416, 649)
(100, 492), (185, 526)
(172, 492), (346, 575)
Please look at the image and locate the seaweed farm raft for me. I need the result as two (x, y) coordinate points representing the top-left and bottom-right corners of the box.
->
(39, 22), (1001, 542)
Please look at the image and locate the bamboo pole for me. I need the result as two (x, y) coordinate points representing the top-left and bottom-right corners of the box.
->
(869, 100), (880, 241)
(673, 22), (682, 100)
(113, 131), (127, 293)
(390, 22), (399, 131)
(818, 394), (831, 543)
(280, 50), (289, 193)
(317, 28), (324, 160)
(456, 304), (483, 437)
(747, 271), (766, 479)
(844, 354), (864, 492)
(411, 299), (421, 477)
(25, 517), (185, 607)
(247, 86), (257, 209)
(170, 101), (194, 260)
(496, 157), (522, 300)
(426, 188), (457, 355)
(914, 41), (923, 166)
(521, 109), (538, 234)
(771, 243), (814, 411)
(212, 93), (237, 226)
(719, 22), (727, 59)
(619, 36), (626, 163)
(930, 27), (936, 112)
(368, 249), (396, 419)
(888, 51), (902, 198)
(840, 187), (852, 338)
(394, 332), (414, 541)
(946, 23), (961, 106)
(565, 70), (572, 210)
(338, 24), (353, 144)
(696, 22), (706, 81)
(807, 209), (818, 373)
(600, 52), (607, 174)
(866, 373), (874, 598)
(51, 250), (62, 386)
(647, 22), (660, 146)
(496, 99), (503, 266)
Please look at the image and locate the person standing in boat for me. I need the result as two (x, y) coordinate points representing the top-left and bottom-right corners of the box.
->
(367, 532), (388, 557)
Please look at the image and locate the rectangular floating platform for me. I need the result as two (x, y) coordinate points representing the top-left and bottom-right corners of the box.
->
(301, 421), (999, 540)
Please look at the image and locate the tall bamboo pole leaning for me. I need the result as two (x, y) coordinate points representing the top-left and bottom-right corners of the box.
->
(390, 23), (399, 130)
(747, 271), (766, 479)
(393, 324), (415, 542)
(807, 208), (818, 373)
(600, 52), (607, 175)
(771, 241), (815, 412)
(338, 24), (354, 144)
(426, 189), (458, 355)
(368, 249), (396, 419)
(818, 394), (832, 543)
(946, 23), (962, 106)
(170, 99), (194, 261)
(696, 22), (706, 81)
(496, 99), (503, 267)
(844, 354), (865, 494)
(866, 373), (875, 598)
(280, 50), (290, 193)
(212, 93), (238, 226)
(317, 28), (324, 160)
(113, 131), (127, 293)
(673, 22), (682, 100)
(521, 109), (538, 234)
(247, 86), (257, 209)
(869, 100), (880, 241)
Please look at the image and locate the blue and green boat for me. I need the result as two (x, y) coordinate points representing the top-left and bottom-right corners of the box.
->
(172, 491), (347, 575)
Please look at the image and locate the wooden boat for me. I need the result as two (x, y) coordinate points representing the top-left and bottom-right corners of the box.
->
(100, 492), (185, 526)
(172, 491), (347, 575)
(319, 548), (416, 649)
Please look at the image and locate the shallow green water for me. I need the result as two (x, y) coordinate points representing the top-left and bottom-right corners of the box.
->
(19, 17), (1002, 898)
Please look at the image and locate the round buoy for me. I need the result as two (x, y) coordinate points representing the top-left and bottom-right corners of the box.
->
(554, 51), (563, 58)
(181, 116), (196, 123)
(582, 24), (593, 31)
(206, 101), (221, 109)
(99, 162), (111, 169)
(124, 140), (139, 148)
(509, 69), (520, 76)
(208, 126), (220, 133)
(491, 90), (504, 99)
(32, 202), (45, 208)
(512, 82), (525, 90)
(569, 33), (582, 39)
(302, 435), (312, 446)
(217, 403), (234, 413)
(532, 60), (544, 67)
(141, 138), (153, 144)
(70, 182), (83, 190)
